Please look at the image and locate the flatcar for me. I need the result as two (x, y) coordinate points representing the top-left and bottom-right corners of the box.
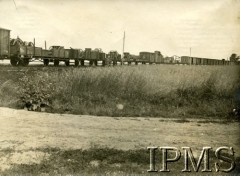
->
(107, 51), (122, 65)
(79, 48), (106, 66)
(0, 27), (111, 66)
(123, 52), (139, 64)
(123, 51), (164, 65)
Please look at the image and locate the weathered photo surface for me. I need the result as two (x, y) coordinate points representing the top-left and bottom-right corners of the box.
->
(0, 0), (239, 175)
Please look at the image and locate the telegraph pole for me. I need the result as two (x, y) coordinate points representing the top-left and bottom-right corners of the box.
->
(190, 47), (192, 65)
(122, 31), (125, 57)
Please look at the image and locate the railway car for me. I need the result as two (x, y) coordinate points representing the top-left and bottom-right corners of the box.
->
(181, 56), (230, 66)
(9, 37), (54, 66)
(154, 51), (164, 64)
(180, 56), (191, 64)
(9, 37), (37, 66)
(195, 57), (202, 65)
(164, 56), (174, 64)
(81, 48), (106, 66)
(42, 49), (51, 66)
(149, 53), (155, 63)
(0, 28), (10, 60)
(181, 56), (202, 65)
(123, 52), (132, 64)
(223, 59), (230, 65)
(201, 58), (207, 65)
(48, 46), (65, 66)
(123, 52), (139, 64)
(139, 52), (152, 64)
(69, 48), (83, 66)
(206, 59), (213, 65)
(107, 51), (121, 65)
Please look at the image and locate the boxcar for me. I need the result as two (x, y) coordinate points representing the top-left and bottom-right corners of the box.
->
(154, 51), (164, 63)
(181, 56), (191, 64)
(202, 58), (207, 65)
(196, 57), (202, 65)
(0, 28), (10, 59)
(139, 52), (151, 63)
(192, 57), (197, 65)
(149, 53), (155, 63)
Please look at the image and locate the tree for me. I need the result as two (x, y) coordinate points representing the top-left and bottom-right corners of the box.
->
(230, 53), (238, 62)
(237, 56), (240, 62)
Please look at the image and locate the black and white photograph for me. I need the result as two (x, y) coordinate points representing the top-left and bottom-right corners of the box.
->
(0, 0), (239, 175)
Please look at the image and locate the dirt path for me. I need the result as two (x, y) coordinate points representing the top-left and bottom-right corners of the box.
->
(0, 107), (239, 170)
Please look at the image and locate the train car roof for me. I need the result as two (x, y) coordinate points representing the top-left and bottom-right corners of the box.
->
(139, 51), (151, 53)
(0, 27), (11, 31)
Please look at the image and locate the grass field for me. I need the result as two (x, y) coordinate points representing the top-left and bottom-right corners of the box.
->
(0, 64), (239, 118)
(2, 146), (239, 175)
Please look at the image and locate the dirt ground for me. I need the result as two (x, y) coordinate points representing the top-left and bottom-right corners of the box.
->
(0, 107), (239, 171)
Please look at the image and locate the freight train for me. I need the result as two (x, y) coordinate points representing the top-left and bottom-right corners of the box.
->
(0, 28), (122, 66)
(0, 27), (236, 66)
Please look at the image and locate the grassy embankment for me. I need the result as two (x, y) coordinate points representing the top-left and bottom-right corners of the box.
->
(0, 65), (239, 118)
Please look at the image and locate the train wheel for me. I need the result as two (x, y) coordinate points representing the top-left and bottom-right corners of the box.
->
(10, 57), (20, 66)
(94, 60), (98, 66)
(65, 60), (70, 66)
(75, 60), (79, 66)
(54, 60), (59, 66)
(81, 60), (84, 66)
(43, 59), (49, 66)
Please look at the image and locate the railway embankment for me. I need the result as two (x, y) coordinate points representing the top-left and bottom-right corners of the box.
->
(0, 65), (239, 119)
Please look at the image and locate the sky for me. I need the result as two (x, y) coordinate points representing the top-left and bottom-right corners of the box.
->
(0, 0), (239, 59)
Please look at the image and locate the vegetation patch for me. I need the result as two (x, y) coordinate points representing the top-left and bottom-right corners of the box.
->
(1, 147), (240, 175)
(0, 65), (239, 118)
